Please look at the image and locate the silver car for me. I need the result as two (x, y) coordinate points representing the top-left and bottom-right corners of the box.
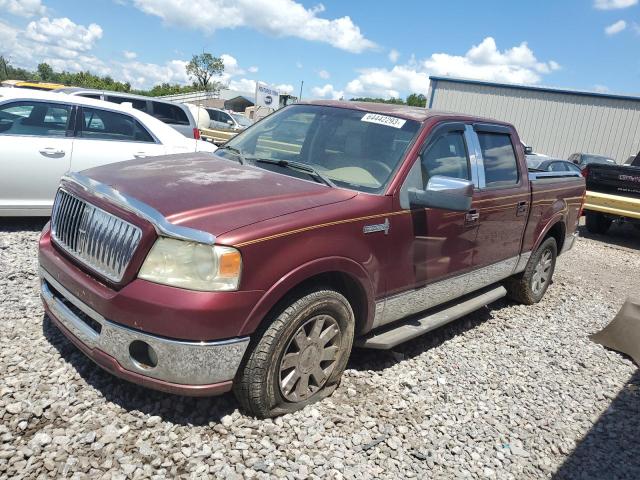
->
(58, 88), (200, 139)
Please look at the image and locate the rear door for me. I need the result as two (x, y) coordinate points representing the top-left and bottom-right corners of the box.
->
(70, 106), (165, 171)
(468, 124), (529, 282)
(0, 100), (74, 212)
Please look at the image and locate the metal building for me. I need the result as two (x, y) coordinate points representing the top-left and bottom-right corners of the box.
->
(427, 76), (640, 163)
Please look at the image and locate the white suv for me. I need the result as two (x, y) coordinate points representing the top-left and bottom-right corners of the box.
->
(0, 88), (216, 216)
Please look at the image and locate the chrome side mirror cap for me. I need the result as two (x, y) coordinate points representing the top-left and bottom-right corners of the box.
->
(408, 175), (474, 212)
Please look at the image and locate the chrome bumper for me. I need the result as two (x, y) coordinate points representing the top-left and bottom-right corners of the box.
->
(40, 268), (249, 386)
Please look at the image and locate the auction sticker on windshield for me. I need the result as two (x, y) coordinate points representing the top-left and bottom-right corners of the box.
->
(361, 113), (406, 129)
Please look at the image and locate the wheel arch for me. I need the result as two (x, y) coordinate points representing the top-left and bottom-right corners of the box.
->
(534, 217), (566, 254)
(239, 257), (375, 337)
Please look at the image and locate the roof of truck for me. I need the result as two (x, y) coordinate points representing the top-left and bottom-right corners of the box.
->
(299, 99), (503, 124)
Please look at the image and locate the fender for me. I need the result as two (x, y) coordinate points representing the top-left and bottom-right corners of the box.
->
(238, 256), (375, 336)
(532, 205), (567, 252)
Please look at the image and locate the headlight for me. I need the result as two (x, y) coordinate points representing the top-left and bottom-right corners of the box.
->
(138, 238), (242, 291)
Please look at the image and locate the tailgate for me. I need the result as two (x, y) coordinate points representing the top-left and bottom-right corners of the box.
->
(587, 164), (640, 199)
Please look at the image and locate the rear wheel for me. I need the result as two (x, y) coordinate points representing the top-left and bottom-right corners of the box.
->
(585, 212), (612, 235)
(233, 288), (354, 418)
(505, 237), (557, 305)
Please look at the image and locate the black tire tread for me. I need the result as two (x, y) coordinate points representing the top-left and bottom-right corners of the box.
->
(505, 237), (557, 305)
(233, 288), (354, 418)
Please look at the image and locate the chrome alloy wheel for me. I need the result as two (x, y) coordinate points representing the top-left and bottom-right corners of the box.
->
(531, 248), (553, 295)
(279, 315), (342, 402)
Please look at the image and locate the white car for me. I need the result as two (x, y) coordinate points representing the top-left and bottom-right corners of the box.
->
(0, 88), (217, 216)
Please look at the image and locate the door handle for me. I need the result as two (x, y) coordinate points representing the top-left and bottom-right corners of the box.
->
(516, 201), (528, 216)
(133, 152), (148, 159)
(465, 209), (480, 224)
(39, 147), (65, 156)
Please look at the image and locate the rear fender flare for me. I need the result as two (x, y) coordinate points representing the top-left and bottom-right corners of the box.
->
(238, 256), (375, 336)
(533, 212), (566, 252)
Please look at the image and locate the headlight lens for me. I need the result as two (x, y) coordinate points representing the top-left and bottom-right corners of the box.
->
(138, 238), (242, 291)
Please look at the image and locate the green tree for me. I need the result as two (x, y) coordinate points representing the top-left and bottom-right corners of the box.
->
(186, 53), (225, 91)
(406, 93), (427, 107)
(37, 62), (54, 81)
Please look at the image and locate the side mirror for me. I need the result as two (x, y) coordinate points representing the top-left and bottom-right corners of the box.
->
(524, 145), (533, 155)
(226, 120), (234, 126)
(408, 175), (473, 212)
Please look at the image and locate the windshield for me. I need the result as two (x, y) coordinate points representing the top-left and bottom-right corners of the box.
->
(583, 155), (615, 165)
(223, 104), (421, 193)
(231, 113), (253, 128)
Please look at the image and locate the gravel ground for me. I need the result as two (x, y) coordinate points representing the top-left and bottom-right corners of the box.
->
(1, 218), (639, 479)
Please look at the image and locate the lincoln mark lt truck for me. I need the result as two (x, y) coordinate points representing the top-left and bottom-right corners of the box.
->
(38, 101), (586, 417)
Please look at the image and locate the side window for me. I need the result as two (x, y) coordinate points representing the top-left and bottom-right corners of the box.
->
(477, 132), (519, 187)
(78, 93), (101, 100)
(421, 131), (470, 185)
(106, 95), (148, 112)
(549, 162), (567, 172)
(152, 102), (190, 125)
(220, 112), (233, 124)
(80, 107), (154, 142)
(208, 110), (220, 122)
(0, 101), (71, 137)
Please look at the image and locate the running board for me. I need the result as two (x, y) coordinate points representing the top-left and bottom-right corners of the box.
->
(356, 285), (507, 350)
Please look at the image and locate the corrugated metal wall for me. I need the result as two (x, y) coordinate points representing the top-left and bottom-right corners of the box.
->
(428, 79), (640, 163)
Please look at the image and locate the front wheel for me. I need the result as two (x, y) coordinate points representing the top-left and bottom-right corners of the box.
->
(505, 237), (557, 305)
(233, 288), (354, 418)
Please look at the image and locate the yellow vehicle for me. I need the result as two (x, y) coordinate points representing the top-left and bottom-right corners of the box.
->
(1, 80), (66, 91)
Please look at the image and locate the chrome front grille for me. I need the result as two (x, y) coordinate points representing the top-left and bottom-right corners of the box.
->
(51, 189), (142, 282)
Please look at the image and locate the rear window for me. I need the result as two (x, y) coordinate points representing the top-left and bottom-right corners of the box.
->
(478, 132), (519, 187)
(106, 95), (149, 112)
(152, 102), (190, 125)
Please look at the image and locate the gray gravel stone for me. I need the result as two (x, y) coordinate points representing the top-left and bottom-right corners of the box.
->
(2, 219), (640, 479)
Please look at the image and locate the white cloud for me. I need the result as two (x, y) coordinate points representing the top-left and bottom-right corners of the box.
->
(594, 0), (637, 9)
(275, 83), (294, 94)
(318, 69), (330, 79)
(123, 50), (137, 59)
(117, 59), (189, 88)
(605, 19), (627, 35)
(247, 65), (258, 73)
(0, 0), (46, 17)
(25, 17), (103, 53)
(344, 37), (560, 99)
(594, 84), (610, 93)
(131, 0), (375, 53)
(311, 84), (344, 100)
(227, 78), (257, 94)
(388, 49), (400, 63)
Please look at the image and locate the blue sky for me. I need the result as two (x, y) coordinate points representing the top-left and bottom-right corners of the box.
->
(0, 0), (638, 99)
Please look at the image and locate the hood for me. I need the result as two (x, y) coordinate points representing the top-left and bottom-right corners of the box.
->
(80, 153), (357, 236)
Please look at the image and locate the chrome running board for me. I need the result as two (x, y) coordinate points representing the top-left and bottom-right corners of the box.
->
(356, 285), (507, 350)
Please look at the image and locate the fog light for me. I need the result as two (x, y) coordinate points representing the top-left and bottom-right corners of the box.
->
(129, 340), (158, 369)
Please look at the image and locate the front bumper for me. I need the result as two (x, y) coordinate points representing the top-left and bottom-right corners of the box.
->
(41, 268), (249, 396)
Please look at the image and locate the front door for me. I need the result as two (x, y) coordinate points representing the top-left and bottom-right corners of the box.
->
(0, 100), (74, 213)
(379, 124), (479, 326)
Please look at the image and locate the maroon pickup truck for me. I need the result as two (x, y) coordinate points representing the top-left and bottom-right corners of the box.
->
(38, 101), (585, 417)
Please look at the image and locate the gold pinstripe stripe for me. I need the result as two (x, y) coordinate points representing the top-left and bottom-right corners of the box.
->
(235, 189), (584, 247)
(235, 210), (411, 247)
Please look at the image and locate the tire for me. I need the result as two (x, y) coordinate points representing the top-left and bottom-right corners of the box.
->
(233, 288), (355, 418)
(505, 237), (557, 305)
(585, 212), (612, 235)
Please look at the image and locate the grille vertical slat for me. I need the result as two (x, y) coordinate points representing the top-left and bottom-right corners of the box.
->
(50, 190), (142, 282)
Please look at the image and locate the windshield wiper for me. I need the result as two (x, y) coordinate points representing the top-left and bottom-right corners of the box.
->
(216, 145), (246, 165)
(253, 158), (336, 187)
